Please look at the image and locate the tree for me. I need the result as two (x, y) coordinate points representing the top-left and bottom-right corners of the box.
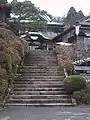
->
(10, 0), (52, 31)
(0, 0), (7, 4)
(64, 7), (85, 26)
(11, 0), (52, 23)
(56, 45), (74, 75)
(55, 42), (88, 75)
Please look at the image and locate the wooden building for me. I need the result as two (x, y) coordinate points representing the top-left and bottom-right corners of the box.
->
(53, 20), (90, 50)
(20, 22), (64, 50)
(21, 32), (55, 50)
(47, 22), (64, 33)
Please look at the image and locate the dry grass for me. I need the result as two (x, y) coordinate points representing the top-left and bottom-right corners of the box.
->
(0, 26), (28, 105)
(56, 45), (74, 75)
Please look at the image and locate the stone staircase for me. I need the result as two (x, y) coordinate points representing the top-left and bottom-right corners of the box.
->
(7, 50), (73, 106)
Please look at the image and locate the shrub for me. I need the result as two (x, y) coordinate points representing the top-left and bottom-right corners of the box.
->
(80, 89), (88, 104)
(73, 89), (88, 105)
(0, 26), (28, 105)
(72, 91), (81, 104)
(64, 75), (87, 94)
(86, 83), (90, 104)
(0, 67), (8, 103)
(72, 83), (90, 105)
(56, 45), (75, 75)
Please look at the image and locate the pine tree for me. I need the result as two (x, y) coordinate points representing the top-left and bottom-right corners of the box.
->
(0, 0), (7, 4)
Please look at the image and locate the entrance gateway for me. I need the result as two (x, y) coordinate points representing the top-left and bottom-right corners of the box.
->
(21, 32), (55, 51)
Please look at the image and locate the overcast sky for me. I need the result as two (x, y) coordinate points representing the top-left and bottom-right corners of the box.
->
(8, 0), (90, 17)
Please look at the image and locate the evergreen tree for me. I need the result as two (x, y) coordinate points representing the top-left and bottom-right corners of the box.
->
(0, 0), (7, 4)
(10, 0), (52, 30)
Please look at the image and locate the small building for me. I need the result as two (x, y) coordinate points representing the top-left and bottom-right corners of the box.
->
(20, 22), (65, 50)
(21, 32), (55, 50)
(13, 20), (65, 38)
(47, 21), (64, 34)
(53, 19), (90, 50)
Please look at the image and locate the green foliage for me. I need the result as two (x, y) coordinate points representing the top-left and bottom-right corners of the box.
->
(64, 75), (87, 94)
(72, 83), (90, 105)
(73, 91), (82, 104)
(10, 0), (52, 29)
(21, 22), (47, 30)
(80, 89), (88, 104)
(11, 1), (51, 22)
(0, 0), (7, 4)
(86, 83), (90, 104)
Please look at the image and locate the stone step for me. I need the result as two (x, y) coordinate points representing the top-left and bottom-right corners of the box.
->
(27, 58), (57, 60)
(26, 60), (57, 61)
(25, 63), (57, 65)
(13, 87), (65, 91)
(19, 66), (60, 68)
(12, 90), (66, 95)
(27, 54), (57, 59)
(18, 69), (62, 72)
(15, 76), (64, 80)
(17, 72), (64, 76)
(29, 50), (55, 52)
(25, 60), (57, 63)
(28, 52), (56, 55)
(14, 81), (63, 84)
(28, 52), (56, 54)
(18, 69), (63, 72)
(28, 54), (56, 56)
(19, 66), (61, 69)
(25, 56), (57, 58)
(24, 59), (57, 62)
(25, 64), (58, 66)
(25, 60), (57, 62)
(10, 95), (70, 99)
(16, 74), (63, 77)
(14, 84), (64, 88)
(27, 56), (57, 58)
(18, 68), (63, 71)
(16, 73), (63, 76)
(25, 58), (57, 60)
(16, 75), (64, 78)
(18, 70), (63, 73)
(7, 103), (73, 106)
(26, 61), (57, 63)
(8, 98), (72, 104)
(15, 78), (64, 81)
(7, 50), (73, 106)
(26, 51), (56, 54)
(14, 79), (64, 81)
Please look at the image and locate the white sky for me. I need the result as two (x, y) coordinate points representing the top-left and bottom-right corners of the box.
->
(8, 0), (90, 17)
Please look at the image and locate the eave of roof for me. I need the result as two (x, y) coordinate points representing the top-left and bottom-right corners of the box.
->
(53, 24), (90, 41)
(28, 32), (52, 40)
(0, 4), (11, 8)
(53, 26), (75, 41)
